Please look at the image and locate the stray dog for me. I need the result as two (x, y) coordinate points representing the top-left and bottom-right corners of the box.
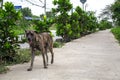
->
(25, 30), (54, 71)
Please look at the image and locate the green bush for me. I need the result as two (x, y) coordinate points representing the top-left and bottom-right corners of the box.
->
(33, 15), (53, 33)
(0, 65), (9, 74)
(111, 27), (120, 42)
(52, 0), (99, 41)
(70, 11), (81, 39)
(0, 2), (21, 64)
(53, 42), (64, 48)
(99, 19), (113, 30)
(52, 0), (73, 42)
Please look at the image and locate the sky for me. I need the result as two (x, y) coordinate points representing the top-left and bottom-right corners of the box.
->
(4, 0), (115, 17)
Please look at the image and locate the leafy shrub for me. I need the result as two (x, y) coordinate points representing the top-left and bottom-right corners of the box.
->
(33, 15), (53, 33)
(52, 1), (99, 41)
(111, 27), (120, 42)
(70, 11), (81, 39)
(0, 2), (21, 64)
(52, 0), (73, 42)
(99, 19), (113, 30)
(33, 20), (49, 33)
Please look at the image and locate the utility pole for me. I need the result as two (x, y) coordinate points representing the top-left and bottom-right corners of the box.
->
(82, 3), (84, 10)
(0, 0), (3, 8)
(80, 0), (87, 10)
(44, 0), (46, 16)
(85, 4), (88, 11)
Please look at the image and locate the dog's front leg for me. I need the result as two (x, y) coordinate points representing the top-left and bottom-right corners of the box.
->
(27, 48), (35, 71)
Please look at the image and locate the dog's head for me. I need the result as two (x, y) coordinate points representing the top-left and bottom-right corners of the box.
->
(25, 30), (37, 45)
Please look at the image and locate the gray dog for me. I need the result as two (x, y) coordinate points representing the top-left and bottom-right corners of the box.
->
(25, 30), (54, 71)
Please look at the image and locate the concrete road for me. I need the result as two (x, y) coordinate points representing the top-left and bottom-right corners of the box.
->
(0, 29), (120, 80)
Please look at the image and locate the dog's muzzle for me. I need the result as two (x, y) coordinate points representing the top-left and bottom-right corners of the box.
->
(28, 38), (32, 44)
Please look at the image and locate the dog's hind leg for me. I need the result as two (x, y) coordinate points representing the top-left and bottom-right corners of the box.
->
(27, 48), (35, 71)
(49, 47), (54, 64)
(45, 47), (48, 66)
(41, 49), (47, 69)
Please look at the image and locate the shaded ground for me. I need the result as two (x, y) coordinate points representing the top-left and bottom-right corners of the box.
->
(0, 29), (120, 80)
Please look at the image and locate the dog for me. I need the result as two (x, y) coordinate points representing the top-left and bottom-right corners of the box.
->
(25, 30), (54, 71)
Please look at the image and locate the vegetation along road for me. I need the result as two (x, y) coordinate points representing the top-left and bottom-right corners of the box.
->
(0, 29), (120, 80)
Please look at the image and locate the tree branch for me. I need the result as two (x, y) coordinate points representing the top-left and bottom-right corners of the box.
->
(39, 0), (44, 4)
(26, 0), (44, 8)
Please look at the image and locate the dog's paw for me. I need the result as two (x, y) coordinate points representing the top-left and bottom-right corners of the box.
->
(51, 61), (53, 64)
(44, 66), (48, 69)
(27, 68), (32, 71)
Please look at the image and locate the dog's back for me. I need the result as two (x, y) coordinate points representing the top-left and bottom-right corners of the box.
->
(40, 33), (53, 47)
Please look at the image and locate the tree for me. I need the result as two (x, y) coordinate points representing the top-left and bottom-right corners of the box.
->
(99, 19), (113, 30)
(33, 14), (53, 33)
(86, 11), (98, 33)
(21, 7), (33, 17)
(100, 0), (120, 26)
(99, 5), (112, 20)
(33, 16), (50, 33)
(75, 6), (89, 35)
(46, 11), (55, 19)
(0, 2), (21, 63)
(40, 11), (55, 20)
(70, 11), (80, 39)
(17, 7), (33, 30)
(75, 6), (98, 35)
(52, 0), (99, 41)
(52, 0), (73, 42)
(111, 0), (120, 26)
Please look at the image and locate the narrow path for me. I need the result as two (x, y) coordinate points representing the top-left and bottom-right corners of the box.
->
(0, 29), (120, 80)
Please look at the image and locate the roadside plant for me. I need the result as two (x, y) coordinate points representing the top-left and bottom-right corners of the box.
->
(0, 2), (21, 64)
(33, 15), (53, 33)
(52, 0), (72, 42)
(99, 19), (113, 30)
(111, 27), (120, 42)
(70, 11), (80, 39)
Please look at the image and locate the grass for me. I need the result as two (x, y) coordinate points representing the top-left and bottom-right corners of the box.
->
(0, 65), (9, 74)
(53, 42), (64, 48)
(111, 27), (120, 43)
(0, 49), (31, 74)
(13, 49), (31, 64)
